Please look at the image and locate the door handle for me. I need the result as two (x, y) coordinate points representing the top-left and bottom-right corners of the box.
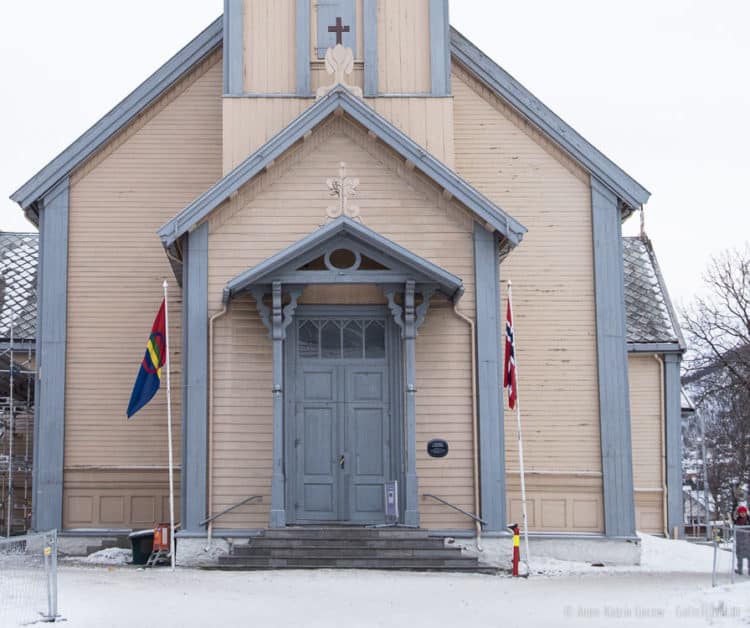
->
(339, 454), (345, 470)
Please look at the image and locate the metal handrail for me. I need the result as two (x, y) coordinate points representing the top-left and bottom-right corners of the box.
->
(422, 493), (486, 525)
(199, 495), (262, 527)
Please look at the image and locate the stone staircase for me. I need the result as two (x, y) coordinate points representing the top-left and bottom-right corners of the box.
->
(208, 527), (491, 572)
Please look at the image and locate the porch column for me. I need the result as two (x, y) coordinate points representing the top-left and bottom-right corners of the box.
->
(403, 280), (420, 527)
(270, 281), (286, 527)
(182, 222), (209, 533)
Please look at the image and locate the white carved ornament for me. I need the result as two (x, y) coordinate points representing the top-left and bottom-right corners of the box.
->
(326, 162), (360, 221)
(316, 44), (363, 100)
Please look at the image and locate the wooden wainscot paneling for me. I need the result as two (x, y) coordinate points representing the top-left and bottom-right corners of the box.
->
(629, 353), (666, 534)
(63, 469), (181, 529)
(507, 473), (603, 533)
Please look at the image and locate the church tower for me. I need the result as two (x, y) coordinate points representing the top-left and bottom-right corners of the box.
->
(222, 0), (454, 173)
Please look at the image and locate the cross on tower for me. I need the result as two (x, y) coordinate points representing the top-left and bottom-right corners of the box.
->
(328, 17), (350, 46)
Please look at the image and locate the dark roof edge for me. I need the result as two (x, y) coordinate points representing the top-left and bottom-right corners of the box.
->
(450, 27), (651, 211)
(639, 234), (687, 351)
(158, 86), (527, 248)
(10, 16), (224, 215)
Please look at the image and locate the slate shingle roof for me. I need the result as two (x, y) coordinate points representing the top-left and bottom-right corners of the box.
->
(0, 232), (38, 342)
(623, 236), (684, 348)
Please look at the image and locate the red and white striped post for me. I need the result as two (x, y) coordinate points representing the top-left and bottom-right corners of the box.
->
(509, 523), (520, 576)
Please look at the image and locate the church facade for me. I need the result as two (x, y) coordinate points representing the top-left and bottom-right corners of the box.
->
(12, 1), (684, 559)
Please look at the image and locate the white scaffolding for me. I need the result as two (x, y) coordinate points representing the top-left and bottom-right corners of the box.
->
(0, 317), (36, 537)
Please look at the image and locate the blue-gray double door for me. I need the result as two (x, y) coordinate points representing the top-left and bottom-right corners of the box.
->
(287, 310), (400, 524)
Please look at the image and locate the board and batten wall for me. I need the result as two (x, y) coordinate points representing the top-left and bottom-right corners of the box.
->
(628, 353), (666, 535)
(62, 52), (223, 528)
(451, 64), (603, 532)
(206, 116), (477, 530)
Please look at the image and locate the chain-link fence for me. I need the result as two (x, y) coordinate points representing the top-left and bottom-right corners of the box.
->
(711, 523), (750, 587)
(0, 530), (59, 625)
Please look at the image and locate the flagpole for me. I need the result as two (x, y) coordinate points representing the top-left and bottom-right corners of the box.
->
(508, 280), (531, 572)
(162, 280), (176, 571)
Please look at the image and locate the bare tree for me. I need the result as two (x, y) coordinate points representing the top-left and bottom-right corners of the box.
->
(682, 246), (750, 517)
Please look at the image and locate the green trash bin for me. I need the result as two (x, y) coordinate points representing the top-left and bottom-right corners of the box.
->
(129, 529), (154, 565)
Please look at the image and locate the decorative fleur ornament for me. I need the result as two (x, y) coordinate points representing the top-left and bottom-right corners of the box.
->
(326, 162), (361, 221)
(316, 44), (363, 100)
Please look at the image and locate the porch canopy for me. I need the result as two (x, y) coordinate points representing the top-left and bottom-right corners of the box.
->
(222, 215), (463, 306)
(222, 215), (463, 528)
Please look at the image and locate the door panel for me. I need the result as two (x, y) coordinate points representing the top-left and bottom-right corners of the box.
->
(346, 367), (389, 523)
(296, 365), (340, 521)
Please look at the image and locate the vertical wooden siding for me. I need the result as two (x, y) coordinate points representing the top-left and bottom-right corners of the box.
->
(628, 353), (666, 534)
(452, 65), (603, 531)
(222, 97), (453, 174)
(207, 117), (475, 529)
(377, 0), (432, 93)
(243, 0), (297, 93)
(63, 54), (223, 527)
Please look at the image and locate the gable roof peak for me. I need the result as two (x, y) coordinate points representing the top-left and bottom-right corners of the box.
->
(158, 86), (526, 250)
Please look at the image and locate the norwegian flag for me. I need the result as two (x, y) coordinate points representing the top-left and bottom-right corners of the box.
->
(504, 295), (518, 409)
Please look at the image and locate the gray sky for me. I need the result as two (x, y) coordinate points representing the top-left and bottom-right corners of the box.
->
(1, 1), (748, 306)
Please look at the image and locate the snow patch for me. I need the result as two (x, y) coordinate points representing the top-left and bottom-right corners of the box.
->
(80, 548), (132, 566)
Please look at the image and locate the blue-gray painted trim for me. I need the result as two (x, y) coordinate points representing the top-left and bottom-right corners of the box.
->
(158, 87), (527, 248)
(270, 282), (286, 527)
(180, 237), (190, 529)
(183, 223), (209, 533)
(296, 0), (312, 96)
(32, 177), (69, 532)
(222, 216), (463, 302)
(591, 176), (636, 538)
(450, 28), (650, 211)
(473, 224), (506, 533)
(363, 0), (378, 97)
(664, 353), (683, 538)
(223, 0), (244, 95)
(11, 17), (223, 213)
(627, 342), (682, 354)
(429, 0), (450, 96)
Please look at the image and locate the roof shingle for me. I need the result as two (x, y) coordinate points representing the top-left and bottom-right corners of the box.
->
(623, 236), (684, 347)
(0, 232), (38, 342)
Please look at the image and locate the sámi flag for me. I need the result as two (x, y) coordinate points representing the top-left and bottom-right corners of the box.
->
(127, 300), (167, 419)
(503, 295), (518, 409)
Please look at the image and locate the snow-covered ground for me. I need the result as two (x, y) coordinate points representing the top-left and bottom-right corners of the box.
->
(2, 534), (749, 627)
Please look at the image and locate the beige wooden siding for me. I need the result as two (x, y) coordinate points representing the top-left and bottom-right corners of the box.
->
(629, 353), (666, 535)
(222, 97), (453, 174)
(371, 98), (454, 168)
(377, 0), (431, 93)
(63, 53), (223, 527)
(207, 116), (476, 529)
(222, 98), (307, 174)
(243, 0), (297, 93)
(452, 65), (602, 532)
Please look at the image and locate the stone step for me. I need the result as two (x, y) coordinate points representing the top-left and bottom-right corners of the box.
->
(209, 557), (484, 571)
(235, 538), (447, 551)
(259, 527), (431, 540)
(225, 547), (465, 560)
